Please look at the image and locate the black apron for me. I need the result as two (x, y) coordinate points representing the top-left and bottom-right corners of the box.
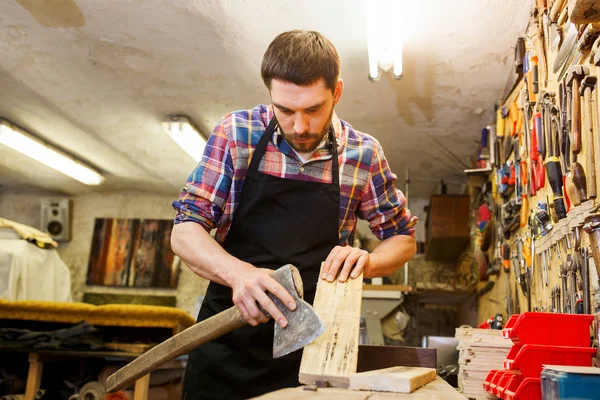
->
(182, 118), (340, 400)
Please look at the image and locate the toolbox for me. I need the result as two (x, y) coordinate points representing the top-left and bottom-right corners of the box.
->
(541, 365), (600, 400)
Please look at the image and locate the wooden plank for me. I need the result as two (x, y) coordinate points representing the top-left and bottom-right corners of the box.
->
(253, 377), (467, 399)
(298, 264), (363, 387)
(357, 346), (436, 372)
(349, 366), (437, 393)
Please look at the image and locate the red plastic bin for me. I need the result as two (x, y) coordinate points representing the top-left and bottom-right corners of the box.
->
(504, 343), (595, 377)
(502, 312), (593, 346)
(489, 370), (511, 397)
(504, 376), (541, 400)
(483, 369), (500, 392)
(496, 370), (516, 399)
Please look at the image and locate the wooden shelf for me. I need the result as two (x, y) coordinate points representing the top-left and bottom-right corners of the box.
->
(411, 282), (475, 305)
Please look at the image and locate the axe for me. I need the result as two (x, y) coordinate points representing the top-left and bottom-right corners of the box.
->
(105, 264), (324, 393)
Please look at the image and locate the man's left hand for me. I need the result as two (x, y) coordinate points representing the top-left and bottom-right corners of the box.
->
(321, 245), (369, 282)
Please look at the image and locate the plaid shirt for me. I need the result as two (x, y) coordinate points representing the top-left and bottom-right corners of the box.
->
(173, 104), (415, 245)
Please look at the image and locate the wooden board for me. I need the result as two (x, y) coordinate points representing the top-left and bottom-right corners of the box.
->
(298, 263), (363, 387)
(357, 345), (436, 372)
(349, 366), (437, 393)
(253, 377), (467, 399)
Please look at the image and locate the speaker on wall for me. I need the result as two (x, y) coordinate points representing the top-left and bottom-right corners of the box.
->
(41, 198), (70, 242)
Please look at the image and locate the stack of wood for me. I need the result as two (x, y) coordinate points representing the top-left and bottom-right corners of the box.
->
(455, 327), (512, 400)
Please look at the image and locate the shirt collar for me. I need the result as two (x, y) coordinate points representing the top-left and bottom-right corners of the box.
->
(265, 104), (344, 161)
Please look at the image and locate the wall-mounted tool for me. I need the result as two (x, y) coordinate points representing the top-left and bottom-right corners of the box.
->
(560, 263), (570, 313)
(581, 247), (591, 314)
(502, 243), (514, 316)
(534, 202), (553, 237)
(558, 24), (600, 81)
(583, 215), (600, 288)
(555, 284), (562, 314)
(570, 0), (600, 24)
(579, 73), (597, 199)
(566, 65), (588, 154)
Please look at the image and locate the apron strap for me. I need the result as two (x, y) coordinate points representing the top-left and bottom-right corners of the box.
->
(249, 116), (340, 187)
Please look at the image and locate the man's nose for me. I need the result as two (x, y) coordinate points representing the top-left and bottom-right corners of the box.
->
(293, 114), (309, 134)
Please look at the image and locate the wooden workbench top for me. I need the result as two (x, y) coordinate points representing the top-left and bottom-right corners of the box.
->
(253, 377), (467, 399)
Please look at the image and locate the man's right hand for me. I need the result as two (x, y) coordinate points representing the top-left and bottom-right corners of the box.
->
(228, 264), (297, 328)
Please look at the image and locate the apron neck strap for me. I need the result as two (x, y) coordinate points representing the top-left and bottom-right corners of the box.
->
(249, 117), (339, 186)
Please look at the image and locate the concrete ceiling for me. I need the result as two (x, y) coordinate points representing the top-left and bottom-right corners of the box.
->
(0, 0), (530, 199)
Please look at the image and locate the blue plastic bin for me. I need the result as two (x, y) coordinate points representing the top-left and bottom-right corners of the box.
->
(541, 365), (600, 400)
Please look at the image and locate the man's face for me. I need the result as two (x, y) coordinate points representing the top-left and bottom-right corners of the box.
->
(270, 78), (343, 153)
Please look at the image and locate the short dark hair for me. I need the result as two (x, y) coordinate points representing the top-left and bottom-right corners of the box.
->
(261, 30), (341, 92)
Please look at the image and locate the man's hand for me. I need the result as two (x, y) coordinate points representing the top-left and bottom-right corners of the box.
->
(229, 265), (297, 328)
(321, 245), (369, 283)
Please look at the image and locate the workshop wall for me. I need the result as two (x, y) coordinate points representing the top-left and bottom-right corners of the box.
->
(0, 189), (209, 316)
(474, 3), (600, 323)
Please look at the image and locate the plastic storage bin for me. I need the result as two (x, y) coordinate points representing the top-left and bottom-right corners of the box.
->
(503, 313), (593, 346)
(504, 344), (596, 377)
(503, 376), (541, 400)
(541, 365), (600, 400)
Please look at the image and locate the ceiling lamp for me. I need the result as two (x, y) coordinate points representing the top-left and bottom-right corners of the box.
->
(0, 119), (104, 186)
(366, 0), (404, 81)
(162, 115), (207, 163)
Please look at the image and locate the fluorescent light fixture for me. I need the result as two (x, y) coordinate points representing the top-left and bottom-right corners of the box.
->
(162, 115), (207, 163)
(0, 119), (104, 185)
(366, 0), (404, 80)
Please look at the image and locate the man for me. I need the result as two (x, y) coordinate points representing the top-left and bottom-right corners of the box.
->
(171, 30), (416, 400)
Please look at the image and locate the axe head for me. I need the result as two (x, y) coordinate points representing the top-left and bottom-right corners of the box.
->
(269, 264), (325, 358)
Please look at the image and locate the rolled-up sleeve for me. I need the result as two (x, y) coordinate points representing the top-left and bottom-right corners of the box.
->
(172, 116), (234, 232)
(358, 141), (416, 240)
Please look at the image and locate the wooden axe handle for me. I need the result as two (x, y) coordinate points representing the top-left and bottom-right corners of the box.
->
(572, 77), (582, 154)
(105, 306), (246, 393)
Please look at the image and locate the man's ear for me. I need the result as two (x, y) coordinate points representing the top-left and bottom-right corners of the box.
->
(333, 79), (343, 105)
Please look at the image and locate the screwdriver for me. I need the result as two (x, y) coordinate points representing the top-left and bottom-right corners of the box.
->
(544, 156), (567, 219)
(502, 244), (511, 273)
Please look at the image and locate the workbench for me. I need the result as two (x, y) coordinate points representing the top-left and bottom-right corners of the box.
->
(254, 376), (467, 399)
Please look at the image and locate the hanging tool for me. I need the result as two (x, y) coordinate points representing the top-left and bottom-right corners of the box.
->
(549, 1), (567, 52)
(567, 65), (588, 154)
(583, 215), (600, 288)
(579, 74), (597, 199)
(568, 254), (578, 314)
(542, 92), (567, 220)
(559, 82), (572, 211)
(516, 237), (530, 308)
(534, 201), (553, 236)
(502, 243), (513, 316)
(560, 263), (570, 313)
(570, 0), (600, 24)
(558, 24), (600, 82)
(555, 284), (562, 314)
(581, 247), (591, 314)
(571, 161), (588, 204)
(533, 109), (546, 190)
(554, 22), (578, 74)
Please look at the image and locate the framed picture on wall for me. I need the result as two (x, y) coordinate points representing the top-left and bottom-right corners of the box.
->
(86, 218), (181, 289)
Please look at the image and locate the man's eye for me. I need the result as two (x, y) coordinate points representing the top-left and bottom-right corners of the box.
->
(281, 109), (293, 115)
(307, 108), (319, 113)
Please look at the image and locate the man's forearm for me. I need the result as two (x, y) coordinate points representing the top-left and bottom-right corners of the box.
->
(170, 222), (248, 287)
(367, 234), (417, 278)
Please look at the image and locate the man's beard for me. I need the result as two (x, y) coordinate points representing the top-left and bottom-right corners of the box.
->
(281, 110), (333, 154)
